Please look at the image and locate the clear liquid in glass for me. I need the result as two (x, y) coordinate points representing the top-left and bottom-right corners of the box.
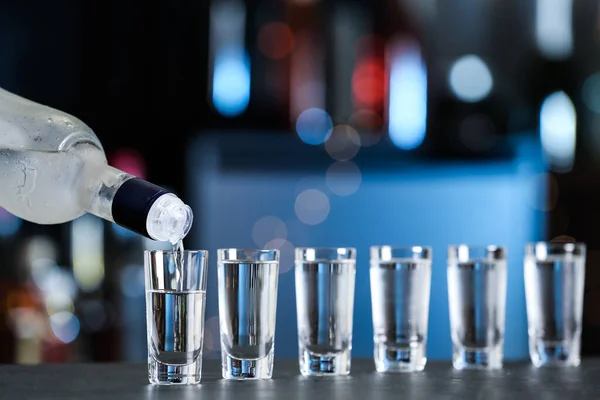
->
(295, 260), (356, 375)
(218, 261), (279, 379)
(146, 290), (206, 383)
(370, 259), (431, 372)
(447, 259), (506, 369)
(524, 256), (585, 367)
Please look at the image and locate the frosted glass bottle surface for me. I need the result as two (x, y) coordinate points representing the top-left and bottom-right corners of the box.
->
(0, 87), (192, 243)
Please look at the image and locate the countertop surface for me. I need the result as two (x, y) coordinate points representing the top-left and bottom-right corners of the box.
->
(1, 359), (600, 400)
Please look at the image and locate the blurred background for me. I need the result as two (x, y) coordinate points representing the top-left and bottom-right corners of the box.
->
(0, 0), (598, 364)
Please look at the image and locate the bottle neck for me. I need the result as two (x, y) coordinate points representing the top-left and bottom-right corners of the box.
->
(73, 144), (193, 243)
(78, 159), (134, 223)
(111, 179), (193, 243)
(110, 178), (170, 239)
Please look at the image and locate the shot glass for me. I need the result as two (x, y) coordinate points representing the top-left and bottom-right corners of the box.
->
(144, 249), (208, 385)
(524, 242), (586, 367)
(217, 249), (279, 380)
(447, 245), (507, 370)
(370, 246), (432, 372)
(294, 247), (356, 376)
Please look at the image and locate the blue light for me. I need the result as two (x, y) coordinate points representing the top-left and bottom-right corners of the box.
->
(0, 207), (22, 237)
(212, 49), (251, 117)
(449, 55), (493, 103)
(388, 47), (427, 150)
(540, 91), (576, 171)
(581, 73), (600, 113)
(295, 108), (333, 145)
(50, 311), (80, 344)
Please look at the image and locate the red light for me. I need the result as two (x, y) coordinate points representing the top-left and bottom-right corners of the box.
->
(110, 148), (147, 179)
(352, 58), (386, 106)
(352, 34), (388, 108)
(258, 22), (295, 60)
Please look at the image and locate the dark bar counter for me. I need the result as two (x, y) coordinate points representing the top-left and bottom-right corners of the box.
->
(1, 359), (599, 400)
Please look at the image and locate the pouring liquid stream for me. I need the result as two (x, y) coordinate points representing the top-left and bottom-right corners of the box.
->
(174, 239), (185, 291)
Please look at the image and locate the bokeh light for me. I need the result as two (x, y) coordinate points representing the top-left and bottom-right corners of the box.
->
(8, 308), (46, 339)
(257, 22), (295, 60)
(349, 109), (383, 147)
(252, 216), (287, 248)
(582, 73), (600, 114)
(388, 39), (427, 151)
(540, 91), (576, 172)
(324, 125), (361, 161)
(264, 238), (294, 274)
(50, 311), (80, 344)
(24, 236), (58, 266)
(449, 55), (493, 103)
(109, 148), (146, 179)
(296, 108), (333, 145)
(213, 49), (251, 117)
(458, 114), (497, 152)
(295, 189), (330, 225)
(535, 0), (573, 60)
(353, 34), (386, 108)
(352, 58), (386, 107)
(325, 161), (362, 196)
(72, 215), (105, 292)
(44, 292), (74, 315)
(30, 260), (77, 301)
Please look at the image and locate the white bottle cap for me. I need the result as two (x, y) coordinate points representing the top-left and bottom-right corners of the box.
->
(146, 193), (193, 244)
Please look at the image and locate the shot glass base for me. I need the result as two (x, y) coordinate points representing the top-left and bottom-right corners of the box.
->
(529, 339), (581, 367)
(374, 342), (426, 373)
(299, 348), (351, 376)
(221, 351), (274, 380)
(148, 358), (202, 385)
(452, 345), (503, 370)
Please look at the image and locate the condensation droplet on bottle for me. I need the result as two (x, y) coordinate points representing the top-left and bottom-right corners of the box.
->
(65, 122), (73, 128)
(47, 117), (52, 123)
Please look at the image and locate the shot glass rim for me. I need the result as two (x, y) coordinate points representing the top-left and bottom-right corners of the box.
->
(143, 249), (208, 256)
(370, 245), (432, 261)
(525, 241), (586, 257)
(294, 247), (357, 262)
(447, 244), (506, 261)
(217, 248), (280, 261)
(447, 244), (505, 250)
(525, 241), (586, 248)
